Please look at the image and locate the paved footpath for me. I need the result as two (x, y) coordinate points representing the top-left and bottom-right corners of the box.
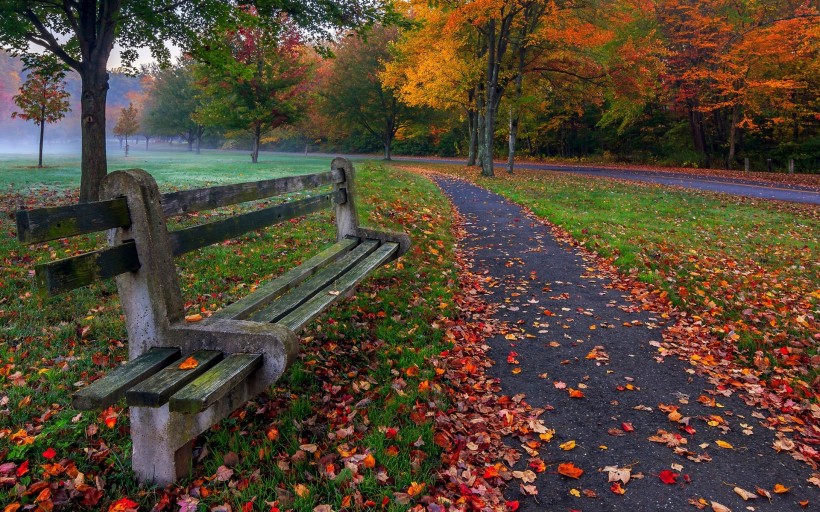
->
(433, 176), (820, 511)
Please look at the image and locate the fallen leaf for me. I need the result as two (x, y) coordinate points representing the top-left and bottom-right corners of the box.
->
(178, 356), (199, 370)
(659, 470), (678, 484)
(733, 486), (757, 500)
(184, 314), (203, 323)
(559, 440), (576, 451)
(710, 502), (731, 512)
(773, 483), (791, 494)
(557, 462), (584, 479)
(715, 440), (733, 449)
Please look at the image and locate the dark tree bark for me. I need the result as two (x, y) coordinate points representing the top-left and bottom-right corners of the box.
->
(79, 67), (110, 201)
(38, 105), (45, 168)
(251, 125), (261, 163)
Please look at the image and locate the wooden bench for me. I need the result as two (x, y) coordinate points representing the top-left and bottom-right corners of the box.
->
(15, 157), (409, 485)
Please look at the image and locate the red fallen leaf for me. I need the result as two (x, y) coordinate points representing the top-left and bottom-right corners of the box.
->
(557, 462), (584, 479)
(385, 428), (398, 439)
(15, 460), (28, 477)
(659, 470), (679, 484)
(42, 447), (57, 459)
(568, 388), (585, 399)
(178, 356), (199, 370)
(385, 445), (399, 456)
(108, 497), (139, 512)
(542, 309), (555, 316)
(621, 422), (635, 432)
(484, 466), (501, 479)
(611, 482), (626, 495)
(506, 501), (520, 511)
(242, 501), (254, 512)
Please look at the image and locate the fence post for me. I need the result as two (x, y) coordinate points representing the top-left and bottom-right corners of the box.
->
(789, 159), (794, 174)
(767, 158), (773, 172)
(744, 158), (749, 172)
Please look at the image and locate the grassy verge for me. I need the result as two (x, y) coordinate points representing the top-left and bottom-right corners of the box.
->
(402, 164), (819, 397)
(1, 157), (458, 510)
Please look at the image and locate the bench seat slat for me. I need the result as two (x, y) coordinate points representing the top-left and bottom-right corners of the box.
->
(170, 191), (342, 257)
(213, 237), (359, 321)
(72, 348), (181, 410)
(16, 198), (131, 244)
(169, 354), (262, 414)
(161, 169), (343, 217)
(279, 242), (399, 332)
(125, 350), (224, 407)
(35, 241), (140, 296)
(246, 239), (379, 323)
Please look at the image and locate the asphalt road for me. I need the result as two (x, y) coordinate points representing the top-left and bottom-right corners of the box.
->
(387, 156), (820, 206)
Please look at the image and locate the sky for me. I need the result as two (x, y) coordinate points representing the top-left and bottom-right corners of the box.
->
(108, 44), (182, 70)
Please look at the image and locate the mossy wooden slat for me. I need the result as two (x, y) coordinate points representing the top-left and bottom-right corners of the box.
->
(246, 239), (379, 323)
(125, 350), (224, 407)
(168, 354), (262, 414)
(16, 197), (130, 244)
(279, 242), (399, 332)
(72, 348), (180, 410)
(213, 238), (359, 321)
(35, 241), (140, 296)
(161, 169), (343, 217)
(169, 191), (342, 257)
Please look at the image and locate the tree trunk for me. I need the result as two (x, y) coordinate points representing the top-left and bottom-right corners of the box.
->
(196, 126), (203, 155)
(476, 83), (486, 168)
(251, 125), (261, 163)
(384, 141), (392, 160)
(480, 20), (497, 178)
(187, 128), (194, 152)
(507, 107), (518, 174)
(467, 109), (478, 166)
(507, 48), (525, 175)
(38, 106), (45, 168)
(79, 69), (109, 202)
(145, 136), (149, 150)
(727, 104), (740, 168)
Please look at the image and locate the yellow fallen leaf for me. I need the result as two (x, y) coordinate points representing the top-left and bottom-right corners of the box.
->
(569, 489), (581, 497)
(715, 440), (733, 449)
(178, 356), (199, 370)
(293, 483), (309, 498)
(512, 368), (522, 374)
(184, 313), (203, 323)
(559, 440), (576, 451)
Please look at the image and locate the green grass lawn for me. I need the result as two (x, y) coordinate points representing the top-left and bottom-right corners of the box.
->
(1, 152), (458, 510)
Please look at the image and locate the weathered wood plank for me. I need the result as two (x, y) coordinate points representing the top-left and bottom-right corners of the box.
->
(126, 350), (223, 407)
(213, 238), (359, 321)
(72, 348), (180, 410)
(35, 241), (140, 296)
(169, 191), (342, 257)
(168, 354), (262, 414)
(16, 198), (130, 244)
(246, 239), (379, 323)
(161, 170), (343, 217)
(279, 242), (399, 332)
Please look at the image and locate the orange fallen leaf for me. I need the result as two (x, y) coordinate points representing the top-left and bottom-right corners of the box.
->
(568, 388), (585, 398)
(715, 440), (733, 449)
(293, 484), (309, 498)
(407, 482), (426, 496)
(557, 462), (584, 479)
(773, 483), (791, 494)
(178, 356), (199, 370)
(363, 454), (376, 468)
(184, 313), (203, 323)
(610, 482), (626, 495)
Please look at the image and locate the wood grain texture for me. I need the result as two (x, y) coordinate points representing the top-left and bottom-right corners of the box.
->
(169, 191), (342, 256)
(246, 239), (379, 323)
(125, 350), (224, 407)
(160, 170), (343, 217)
(16, 198), (130, 244)
(278, 242), (399, 332)
(35, 241), (140, 296)
(213, 238), (359, 320)
(168, 354), (262, 414)
(72, 348), (180, 410)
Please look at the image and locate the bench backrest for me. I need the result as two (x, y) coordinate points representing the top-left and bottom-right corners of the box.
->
(16, 158), (359, 297)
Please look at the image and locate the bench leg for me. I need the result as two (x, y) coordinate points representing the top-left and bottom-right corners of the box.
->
(130, 406), (193, 486)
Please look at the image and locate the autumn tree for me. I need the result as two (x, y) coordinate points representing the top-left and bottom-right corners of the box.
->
(144, 61), (206, 153)
(113, 103), (140, 156)
(322, 25), (418, 160)
(0, 0), (397, 202)
(11, 57), (71, 168)
(195, 15), (310, 163)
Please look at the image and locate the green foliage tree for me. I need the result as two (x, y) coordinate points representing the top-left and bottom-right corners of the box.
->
(322, 25), (416, 160)
(113, 103), (140, 156)
(144, 61), (206, 153)
(11, 57), (71, 168)
(194, 17), (310, 163)
(0, 0), (397, 201)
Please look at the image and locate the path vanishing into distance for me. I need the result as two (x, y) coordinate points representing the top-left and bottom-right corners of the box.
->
(374, 155), (820, 205)
(432, 175), (820, 511)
